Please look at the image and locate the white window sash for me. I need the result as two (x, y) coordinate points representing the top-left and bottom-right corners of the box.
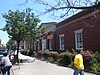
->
(59, 34), (64, 50)
(42, 39), (46, 50)
(74, 29), (83, 50)
(49, 39), (52, 50)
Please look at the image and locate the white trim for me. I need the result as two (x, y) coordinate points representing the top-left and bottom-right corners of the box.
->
(49, 39), (52, 50)
(42, 39), (46, 50)
(59, 34), (64, 50)
(74, 29), (83, 33)
(59, 34), (64, 37)
(74, 29), (83, 50)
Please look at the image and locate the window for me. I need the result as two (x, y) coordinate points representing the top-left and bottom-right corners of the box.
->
(74, 29), (83, 50)
(59, 34), (64, 50)
(42, 39), (46, 50)
(49, 39), (53, 50)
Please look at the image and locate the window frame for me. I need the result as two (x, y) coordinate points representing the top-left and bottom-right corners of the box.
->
(74, 29), (83, 50)
(42, 38), (46, 50)
(59, 34), (64, 50)
(49, 39), (53, 50)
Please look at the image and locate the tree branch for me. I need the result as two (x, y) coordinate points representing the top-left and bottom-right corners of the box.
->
(17, 0), (28, 6)
(22, 0), (100, 19)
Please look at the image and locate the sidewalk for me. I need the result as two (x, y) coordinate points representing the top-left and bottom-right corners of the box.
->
(11, 68), (14, 75)
(12, 59), (96, 75)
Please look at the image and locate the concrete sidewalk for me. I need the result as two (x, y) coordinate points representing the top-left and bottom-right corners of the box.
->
(12, 59), (96, 75)
(11, 68), (14, 75)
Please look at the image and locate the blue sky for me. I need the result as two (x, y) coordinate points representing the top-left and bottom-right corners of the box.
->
(0, 0), (96, 45)
(0, 0), (59, 45)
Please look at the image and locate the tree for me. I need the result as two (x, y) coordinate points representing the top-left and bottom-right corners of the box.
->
(23, 12), (40, 55)
(6, 38), (15, 50)
(2, 8), (40, 61)
(21, 0), (100, 19)
(25, 27), (42, 55)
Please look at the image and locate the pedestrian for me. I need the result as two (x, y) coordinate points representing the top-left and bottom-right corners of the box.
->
(1, 52), (12, 75)
(14, 49), (17, 63)
(73, 50), (84, 75)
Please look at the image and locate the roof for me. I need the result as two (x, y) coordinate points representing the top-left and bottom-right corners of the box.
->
(41, 22), (57, 26)
(40, 22), (57, 29)
(56, 2), (100, 28)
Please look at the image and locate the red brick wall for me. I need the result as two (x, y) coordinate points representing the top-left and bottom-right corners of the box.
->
(46, 31), (56, 50)
(83, 13), (100, 52)
(56, 12), (100, 52)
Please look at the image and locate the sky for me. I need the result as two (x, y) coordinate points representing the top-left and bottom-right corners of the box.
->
(0, 0), (59, 45)
(0, 0), (97, 45)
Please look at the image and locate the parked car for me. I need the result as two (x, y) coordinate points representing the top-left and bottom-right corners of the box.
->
(0, 48), (7, 61)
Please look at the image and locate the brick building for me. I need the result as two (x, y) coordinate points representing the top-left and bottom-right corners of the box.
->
(20, 3), (100, 52)
(19, 22), (57, 51)
(55, 8), (100, 52)
(38, 22), (57, 51)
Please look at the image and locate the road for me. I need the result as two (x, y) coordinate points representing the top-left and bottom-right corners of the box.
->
(13, 56), (96, 75)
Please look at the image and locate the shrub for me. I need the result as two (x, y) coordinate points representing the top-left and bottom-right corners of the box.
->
(47, 57), (54, 63)
(90, 52), (100, 72)
(37, 50), (50, 60)
(80, 50), (93, 70)
(37, 50), (44, 59)
(58, 51), (75, 66)
(43, 50), (50, 60)
(80, 50), (93, 59)
(49, 51), (59, 62)
(20, 49), (30, 55)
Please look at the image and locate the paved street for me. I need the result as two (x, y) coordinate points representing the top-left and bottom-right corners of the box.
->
(13, 59), (96, 75)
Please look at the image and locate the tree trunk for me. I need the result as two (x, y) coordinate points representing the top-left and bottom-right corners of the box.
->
(29, 41), (33, 56)
(16, 41), (20, 61)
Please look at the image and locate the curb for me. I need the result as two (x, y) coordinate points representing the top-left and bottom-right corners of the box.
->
(12, 66), (17, 75)
(12, 69), (17, 75)
(84, 70), (99, 75)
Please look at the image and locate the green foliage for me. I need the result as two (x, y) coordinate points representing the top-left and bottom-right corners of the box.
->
(20, 49), (30, 55)
(6, 38), (15, 50)
(49, 51), (59, 62)
(58, 51), (75, 66)
(37, 50), (50, 60)
(2, 8), (40, 60)
(23, 8), (41, 50)
(90, 52), (100, 72)
(47, 57), (54, 63)
(50, 51), (59, 56)
(2, 8), (40, 44)
(37, 49), (100, 72)
(59, 51), (71, 58)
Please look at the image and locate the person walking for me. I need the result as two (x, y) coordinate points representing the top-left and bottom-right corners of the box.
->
(14, 49), (17, 63)
(73, 50), (84, 75)
(1, 52), (12, 75)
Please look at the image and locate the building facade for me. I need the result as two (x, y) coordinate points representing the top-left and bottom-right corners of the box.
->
(20, 3), (100, 52)
(20, 40), (30, 50)
(55, 8), (100, 52)
(39, 22), (57, 50)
